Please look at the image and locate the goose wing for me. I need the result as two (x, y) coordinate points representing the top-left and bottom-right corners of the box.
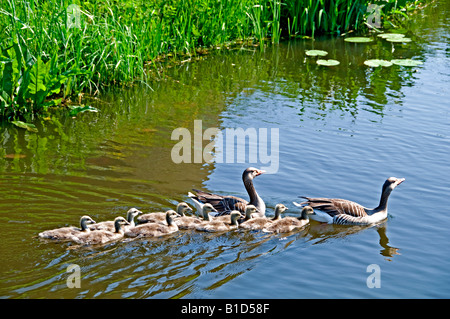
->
(300, 196), (368, 218)
(191, 189), (248, 216)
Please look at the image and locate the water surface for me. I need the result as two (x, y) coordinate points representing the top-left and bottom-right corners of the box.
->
(0, 1), (449, 298)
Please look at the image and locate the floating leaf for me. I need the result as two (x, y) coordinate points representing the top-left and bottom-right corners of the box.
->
(344, 37), (373, 43)
(305, 50), (328, 57)
(390, 59), (423, 67)
(364, 59), (393, 67)
(11, 121), (38, 132)
(385, 37), (412, 43)
(317, 59), (340, 66)
(377, 33), (405, 39)
(68, 105), (99, 117)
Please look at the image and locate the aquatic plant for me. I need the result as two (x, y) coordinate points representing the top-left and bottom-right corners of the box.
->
(344, 36), (374, 43)
(316, 59), (340, 66)
(391, 59), (423, 66)
(0, 0), (428, 121)
(305, 50), (328, 57)
(364, 59), (393, 67)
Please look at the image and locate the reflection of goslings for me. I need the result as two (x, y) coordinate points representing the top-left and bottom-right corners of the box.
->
(67, 4), (81, 29)
(367, 4), (382, 29)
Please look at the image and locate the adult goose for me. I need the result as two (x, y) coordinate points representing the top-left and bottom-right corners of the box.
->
(195, 211), (241, 233)
(38, 215), (96, 241)
(125, 210), (180, 238)
(137, 202), (191, 225)
(298, 177), (405, 225)
(263, 206), (315, 233)
(71, 217), (130, 245)
(240, 204), (287, 231)
(89, 208), (142, 232)
(188, 167), (266, 217)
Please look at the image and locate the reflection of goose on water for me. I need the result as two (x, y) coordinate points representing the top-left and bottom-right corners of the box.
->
(298, 177), (405, 225)
(263, 206), (315, 233)
(125, 210), (180, 238)
(71, 217), (130, 245)
(240, 204), (287, 231)
(307, 222), (400, 259)
(188, 167), (266, 217)
(89, 208), (142, 232)
(38, 215), (96, 240)
(137, 202), (192, 225)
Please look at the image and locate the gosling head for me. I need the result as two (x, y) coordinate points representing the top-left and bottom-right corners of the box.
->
(114, 216), (131, 233)
(126, 208), (142, 221)
(300, 206), (315, 220)
(274, 204), (288, 219)
(80, 215), (96, 230)
(201, 203), (218, 220)
(230, 211), (242, 226)
(177, 202), (193, 216)
(165, 209), (181, 225)
(244, 205), (258, 219)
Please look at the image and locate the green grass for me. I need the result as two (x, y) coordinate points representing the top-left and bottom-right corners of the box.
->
(0, 0), (424, 121)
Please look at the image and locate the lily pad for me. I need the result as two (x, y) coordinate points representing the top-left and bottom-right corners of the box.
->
(377, 33), (405, 39)
(390, 59), (423, 67)
(11, 121), (38, 133)
(385, 37), (412, 43)
(364, 59), (393, 67)
(68, 105), (99, 117)
(317, 59), (340, 66)
(305, 50), (328, 57)
(344, 37), (373, 43)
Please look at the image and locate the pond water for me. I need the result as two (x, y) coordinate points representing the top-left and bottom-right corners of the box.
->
(1, 2), (449, 299)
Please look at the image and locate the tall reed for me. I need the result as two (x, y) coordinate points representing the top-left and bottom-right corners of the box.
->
(0, 0), (421, 120)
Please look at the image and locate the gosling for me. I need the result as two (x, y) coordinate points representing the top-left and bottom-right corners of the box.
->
(38, 215), (96, 241)
(263, 206), (315, 233)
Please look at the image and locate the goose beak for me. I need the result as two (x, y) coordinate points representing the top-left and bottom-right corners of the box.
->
(256, 169), (266, 176)
(396, 178), (405, 185)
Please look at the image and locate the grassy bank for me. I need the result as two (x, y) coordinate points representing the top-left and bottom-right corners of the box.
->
(0, 0), (425, 121)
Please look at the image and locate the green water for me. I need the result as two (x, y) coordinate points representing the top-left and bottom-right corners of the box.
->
(0, 1), (449, 298)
